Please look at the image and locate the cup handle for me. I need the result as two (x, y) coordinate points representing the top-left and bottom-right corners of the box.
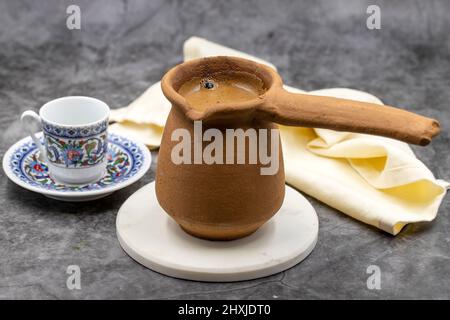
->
(20, 110), (47, 162)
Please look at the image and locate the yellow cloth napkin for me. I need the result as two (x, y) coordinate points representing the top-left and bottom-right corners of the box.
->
(110, 37), (448, 235)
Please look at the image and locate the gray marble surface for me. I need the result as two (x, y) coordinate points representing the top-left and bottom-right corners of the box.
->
(0, 0), (449, 299)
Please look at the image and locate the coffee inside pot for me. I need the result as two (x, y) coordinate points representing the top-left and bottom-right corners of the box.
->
(178, 71), (266, 111)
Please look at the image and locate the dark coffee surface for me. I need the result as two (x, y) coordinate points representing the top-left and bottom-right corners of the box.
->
(0, 0), (449, 299)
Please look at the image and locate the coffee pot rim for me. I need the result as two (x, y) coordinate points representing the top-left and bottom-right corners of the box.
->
(160, 56), (283, 123)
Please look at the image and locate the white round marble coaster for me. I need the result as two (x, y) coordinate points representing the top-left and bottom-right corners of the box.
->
(116, 182), (319, 282)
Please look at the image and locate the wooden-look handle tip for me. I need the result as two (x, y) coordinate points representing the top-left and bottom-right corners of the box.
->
(419, 119), (440, 146)
(431, 119), (441, 135)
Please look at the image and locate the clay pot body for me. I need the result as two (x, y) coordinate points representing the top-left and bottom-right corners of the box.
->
(156, 106), (285, 240)
(157, 56), (440, 241)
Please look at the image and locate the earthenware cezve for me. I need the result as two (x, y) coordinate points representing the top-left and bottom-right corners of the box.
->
(157, 56), (440, 240)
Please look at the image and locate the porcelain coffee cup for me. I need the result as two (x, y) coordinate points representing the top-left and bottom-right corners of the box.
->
(21, 96), (110, 185)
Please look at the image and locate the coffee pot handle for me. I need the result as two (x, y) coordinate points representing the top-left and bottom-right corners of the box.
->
(260, 88), (440, 146)
(21, 110), (47, 161)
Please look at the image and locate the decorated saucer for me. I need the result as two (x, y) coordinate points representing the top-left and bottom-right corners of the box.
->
(3, 132), (151, 201)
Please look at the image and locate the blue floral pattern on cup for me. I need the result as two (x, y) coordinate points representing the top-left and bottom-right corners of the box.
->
(42, 119), (108, 168)
(42, 119), (108, 138)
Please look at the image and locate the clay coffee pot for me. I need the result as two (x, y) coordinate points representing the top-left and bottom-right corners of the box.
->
(156, 56), (440, 240)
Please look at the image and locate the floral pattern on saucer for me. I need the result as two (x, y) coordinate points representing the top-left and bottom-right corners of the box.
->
(8, 133), (146, 192)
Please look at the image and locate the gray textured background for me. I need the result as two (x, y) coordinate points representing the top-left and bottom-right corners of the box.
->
(0, 0), (449, 299)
